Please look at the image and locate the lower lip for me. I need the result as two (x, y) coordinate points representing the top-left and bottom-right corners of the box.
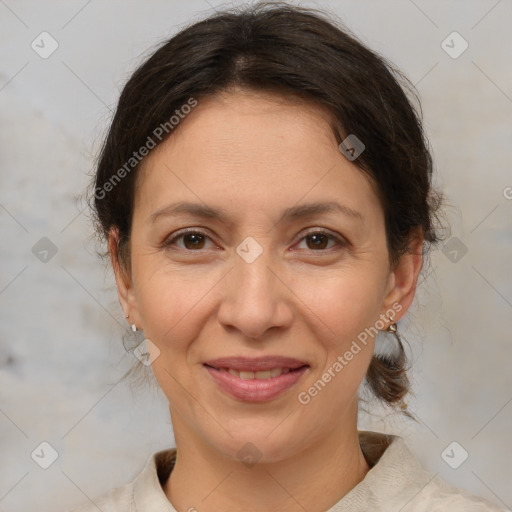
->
(204, 365), (309, 402)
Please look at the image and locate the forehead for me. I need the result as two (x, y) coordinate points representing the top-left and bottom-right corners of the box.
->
(134, 89), (381, 225)
(143, 89), (340, 168)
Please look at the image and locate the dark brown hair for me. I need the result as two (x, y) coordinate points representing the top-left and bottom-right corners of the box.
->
(88, 1), (446, 415)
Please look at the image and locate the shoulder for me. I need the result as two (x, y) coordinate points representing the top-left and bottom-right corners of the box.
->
(66, 481), (134, 512)
(406, 474), (506, 511)
(357, 431), (506, 512)
(64, 448), (177, 512)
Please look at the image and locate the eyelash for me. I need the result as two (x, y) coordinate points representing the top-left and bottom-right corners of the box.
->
(161, 227), (346, 253)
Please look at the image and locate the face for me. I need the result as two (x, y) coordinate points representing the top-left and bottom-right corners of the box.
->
(112, 89), (420, 463)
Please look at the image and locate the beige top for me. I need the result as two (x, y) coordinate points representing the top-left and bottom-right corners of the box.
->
(68, 431), (505, 511)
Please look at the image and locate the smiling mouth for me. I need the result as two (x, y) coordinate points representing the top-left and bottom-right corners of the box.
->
(203, 363), (310, 402)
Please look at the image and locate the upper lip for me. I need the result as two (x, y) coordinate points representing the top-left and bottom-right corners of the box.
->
(203, 356), (309, 372)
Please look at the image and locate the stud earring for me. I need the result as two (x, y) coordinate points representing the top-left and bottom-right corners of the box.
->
(386, 322), (398, 333)
(385, 311), (397, 332)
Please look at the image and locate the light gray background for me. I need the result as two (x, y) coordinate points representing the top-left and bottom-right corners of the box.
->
(1, 1), (511, 511)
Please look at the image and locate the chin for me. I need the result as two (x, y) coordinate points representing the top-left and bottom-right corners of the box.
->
(205, 420), (308, 466)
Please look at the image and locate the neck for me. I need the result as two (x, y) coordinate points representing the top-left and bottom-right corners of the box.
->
(163, 408), (370, 512)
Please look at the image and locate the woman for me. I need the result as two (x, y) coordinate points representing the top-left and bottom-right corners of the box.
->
(72, 2), (504, 511)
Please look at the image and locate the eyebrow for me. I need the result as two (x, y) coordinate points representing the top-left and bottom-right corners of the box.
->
(149, 200), (364, 225)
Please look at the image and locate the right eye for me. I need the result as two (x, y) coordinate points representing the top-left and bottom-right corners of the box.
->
(161, 229), (216, 251)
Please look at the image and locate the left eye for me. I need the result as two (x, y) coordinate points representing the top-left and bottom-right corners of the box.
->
(295, 231), (343, 251)
(162, 229), (344, 252)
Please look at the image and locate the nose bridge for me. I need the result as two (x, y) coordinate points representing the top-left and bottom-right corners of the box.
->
(237, 245), (276, 301)
(217, 239), (291, 338)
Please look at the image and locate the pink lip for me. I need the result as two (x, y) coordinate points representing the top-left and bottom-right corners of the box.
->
(204, 364), (309, 402)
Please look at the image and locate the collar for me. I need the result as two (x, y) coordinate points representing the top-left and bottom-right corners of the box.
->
(132, 430), (430, 512)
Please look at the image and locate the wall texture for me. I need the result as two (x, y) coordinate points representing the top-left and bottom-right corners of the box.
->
(0, 1), (511, 511)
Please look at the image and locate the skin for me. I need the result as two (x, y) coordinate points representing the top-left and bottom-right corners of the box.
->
(109, 88), (423, 512)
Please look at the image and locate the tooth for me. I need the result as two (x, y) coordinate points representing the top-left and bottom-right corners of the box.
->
(282, 368), (290, 374)
(239, 371), (255, 380)
(255, 370), (271, 380)
(228, 368), (239, 377)
(270, 368), (282, 378)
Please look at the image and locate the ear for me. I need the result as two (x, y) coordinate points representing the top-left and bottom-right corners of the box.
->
(108, 227), (141, 328)
(381, 227), (424, 323)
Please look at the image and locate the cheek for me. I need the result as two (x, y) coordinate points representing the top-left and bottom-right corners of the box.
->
(292, 265), (384, 345)
(133, 262), (224, 355)
(290, 267), (382, 399)
(133, 265), (220, 410)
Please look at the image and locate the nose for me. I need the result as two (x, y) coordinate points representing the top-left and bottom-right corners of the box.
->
(217, 247), (294, 340)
